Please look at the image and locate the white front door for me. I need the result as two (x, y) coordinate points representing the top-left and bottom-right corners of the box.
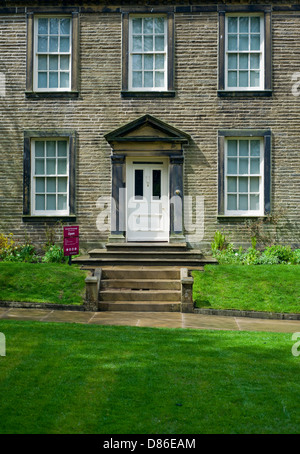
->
(126, 158), (169, 241)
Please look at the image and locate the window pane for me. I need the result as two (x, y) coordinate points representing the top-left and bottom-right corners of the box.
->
(60, 18), (70, 35)
(239, 177), (248, 193)
(228, 158), (237, 174)
(239, 194), (248, 210)
(38, 36), (48, 52)
(250, 194), (260, 210)
(227, 177), (237, 192)
(251, 17), (260, 33)
(47, 194), (56, 210)
(144, 71), (153, 87)
(49, 72), (58, 88)
(49, 55), (58, 70)
(58, 194), (67, 210)
(155, 18), (164, 34)
(133, 36), (142, 52)
(58, 141), (67, 157)
(144, 18), (153, 34)
(144, 36), (153, 52)
(239, 71), (248, 87)
(57, 159), (67, 175)
(36, 177), (45, 193)
(58, 177), (68, 193)
(227, 194), (237, 210)
(228, 71), (237, 87)
(144, 54), (153, 70)
(132, 54), (142, 70)
(227, 140), (237, 156)
(155, 54), (164, 70)
(239, 140), (249, 156)
(239, 54), (248, 70)
(250, 53), (260, 70)
(239, 158), (248, 175)
(60, 72), (69, 88)
(228, 17), (238, 33)
(36, 194), (45, 211)
(35, 141), (44, 157)
(35, 159), (45, 175)
(250, 35), (260, 51)
(47, 177), (56, 193)
(228, 54), (237, 69)
(38, 18), (48, 34)
(250, 177), (259, 192)
(155, 72), (164, 87)
(132, 71), (142, 87)
(239, 35), (249, 51)
(50, 18), (59, 35)
(46, 141), (56, 157)
(250, 71), (260, 87)
(250, 158), (260, 174)
(132, 18), (142, 34)
(155, 36), (164, 51)
(153, 170), (161, 199)
(49, 36), (58, 52)
(60, 37), (70, 52)
(38, 72), (47, 88)
(60, 55), (69, 70)
(250, 140), (261, 157)
(228, 35), (237, 51)
(38, 55), (47, 70)
(135, 169), (143, 199)
(239, 17), (249, 33)
(46, 159), (56, 175)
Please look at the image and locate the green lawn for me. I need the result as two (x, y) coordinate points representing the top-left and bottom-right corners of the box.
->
(193, 265), (300, 313)
(0, 320), (299, 434)
(0, 263), (87, 305)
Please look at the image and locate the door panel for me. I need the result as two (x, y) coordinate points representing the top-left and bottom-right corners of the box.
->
(126, 159), (169, 241)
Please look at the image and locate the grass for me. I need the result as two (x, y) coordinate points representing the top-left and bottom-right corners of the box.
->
(0, 320), (299, 434)
(193, 265), (300, 313)
(0, 263), (88, 305)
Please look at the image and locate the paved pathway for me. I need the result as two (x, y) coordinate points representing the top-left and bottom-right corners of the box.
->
(1, 307), (300, 333)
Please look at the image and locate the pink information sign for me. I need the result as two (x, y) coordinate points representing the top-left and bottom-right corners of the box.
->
(63, 226), (79, 256)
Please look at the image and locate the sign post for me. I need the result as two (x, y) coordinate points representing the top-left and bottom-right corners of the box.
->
(63, 226), (79, 265)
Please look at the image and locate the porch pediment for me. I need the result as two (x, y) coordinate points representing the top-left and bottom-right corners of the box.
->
(105, 115), (190, 151)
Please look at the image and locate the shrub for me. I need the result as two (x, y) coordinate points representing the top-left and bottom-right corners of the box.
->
(42, 245), (66, 263)
(211, 230), (227, 253)
(263, 245), (294, 264)
(0, 233), (38, 263)
(292, 249), (300, 265)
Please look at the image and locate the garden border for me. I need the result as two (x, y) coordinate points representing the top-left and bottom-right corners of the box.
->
(0, 301), (86, 311)
(194, 307), (300, 321)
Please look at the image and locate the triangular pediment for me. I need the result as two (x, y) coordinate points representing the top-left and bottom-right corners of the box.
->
(105, 115), (190, 144)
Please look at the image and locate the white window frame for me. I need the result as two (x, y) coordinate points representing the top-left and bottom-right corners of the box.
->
(33, 15), (72, 92)
(31, 138), (70, 216)
(224, 137), (264, 216)
(128, 14), (168, 92)
(225, 13), (265, 91)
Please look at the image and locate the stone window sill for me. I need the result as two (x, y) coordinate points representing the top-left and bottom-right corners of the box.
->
(25, 91), (79, 99)
(121, 91), (176, 99)
(22, 215), (76, 222)
(218, 90), (272, 98)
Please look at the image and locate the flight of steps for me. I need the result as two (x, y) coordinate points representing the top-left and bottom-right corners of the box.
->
(98, 267), (182, 312)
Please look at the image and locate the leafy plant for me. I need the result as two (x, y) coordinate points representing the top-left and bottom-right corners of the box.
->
(42, 245), (67, 263)
(211, 230), (228, 253)
(263, 245), (294, 264)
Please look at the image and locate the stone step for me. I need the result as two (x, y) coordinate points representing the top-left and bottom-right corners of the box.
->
(98, 301), (181, 312)
(106, 242), (187, 252)
(100, 289), (181, 302)
(88, 249), (203, 259)
(101, 268), (181, 280)
(101, 279), (181, 290)
(74, 257), (214, 267)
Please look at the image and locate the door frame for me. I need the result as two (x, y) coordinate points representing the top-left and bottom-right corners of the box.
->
(125, 156), (169, 242)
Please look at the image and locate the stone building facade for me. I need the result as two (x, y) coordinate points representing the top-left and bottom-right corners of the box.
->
(0, 0), (299, 251)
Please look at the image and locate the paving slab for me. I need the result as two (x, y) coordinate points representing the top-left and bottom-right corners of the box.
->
(235, 317), (300, 333)
(182, 313), (239, 331)
(41, 310), (95, 324)
(0, 308), (52, 321)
